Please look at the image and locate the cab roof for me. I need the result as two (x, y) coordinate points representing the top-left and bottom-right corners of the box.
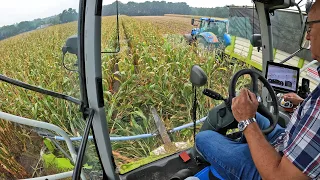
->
(199, 17), (229, 23)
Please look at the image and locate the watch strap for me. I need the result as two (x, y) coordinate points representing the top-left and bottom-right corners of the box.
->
(247, 118), (256, 124)
(239, 118), (256, 131)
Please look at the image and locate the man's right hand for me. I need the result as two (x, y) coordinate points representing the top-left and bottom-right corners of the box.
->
(283, 92), (304, 106)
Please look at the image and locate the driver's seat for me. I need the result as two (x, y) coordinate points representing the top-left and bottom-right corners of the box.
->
(192, 101), (239, 162)
(190, 101), (235, 180)
(199, 102), (238, 135)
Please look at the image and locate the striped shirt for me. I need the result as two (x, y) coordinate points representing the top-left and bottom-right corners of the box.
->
(274, 66), (320, 179)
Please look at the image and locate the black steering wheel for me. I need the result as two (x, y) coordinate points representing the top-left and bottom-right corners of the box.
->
(228, 69), (279, 134)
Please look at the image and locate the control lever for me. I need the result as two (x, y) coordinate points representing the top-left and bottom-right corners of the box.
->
(298, 78), (310, 99)
(277, 94), (294, 109)
(279, 98), (294, 109)
(203, 89), (226, 101)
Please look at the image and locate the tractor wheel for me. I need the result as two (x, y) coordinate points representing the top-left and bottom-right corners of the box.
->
(184, 34), (194, 45)
(197, 37), (209, 50)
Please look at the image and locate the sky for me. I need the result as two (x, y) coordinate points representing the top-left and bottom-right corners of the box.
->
(0, 0), (307, 27)
(0, 0), (79, 26)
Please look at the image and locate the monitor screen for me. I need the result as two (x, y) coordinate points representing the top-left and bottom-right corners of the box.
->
(266, 61), (300, 93)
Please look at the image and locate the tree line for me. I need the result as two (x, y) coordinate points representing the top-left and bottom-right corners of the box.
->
(0, 8), (77, 41)
(102, 1), (229, 18)
(0, 1), (230, 41)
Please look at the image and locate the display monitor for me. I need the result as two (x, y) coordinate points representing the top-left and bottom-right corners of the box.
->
(266, 61), (300, 93)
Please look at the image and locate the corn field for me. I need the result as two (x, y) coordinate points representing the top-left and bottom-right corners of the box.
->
(0, 16), (249, 178)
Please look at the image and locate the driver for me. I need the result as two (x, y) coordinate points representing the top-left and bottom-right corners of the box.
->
(196, 1), (320, 179)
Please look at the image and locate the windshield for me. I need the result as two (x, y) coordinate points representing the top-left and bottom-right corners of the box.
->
(206, 21), (227, 36)
(102, 1), (248, 175)
(0, 0), (104, 179)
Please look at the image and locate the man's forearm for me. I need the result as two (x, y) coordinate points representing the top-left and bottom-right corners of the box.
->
(244, 122), (282, 180)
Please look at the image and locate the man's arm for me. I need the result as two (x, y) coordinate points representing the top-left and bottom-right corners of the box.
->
(232, 89), (309, 180)
(244, 122), (309, 180)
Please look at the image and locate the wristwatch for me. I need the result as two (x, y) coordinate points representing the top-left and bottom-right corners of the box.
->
(238, 118), (256, 132)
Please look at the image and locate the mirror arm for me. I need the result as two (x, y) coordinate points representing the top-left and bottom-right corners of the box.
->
(293, 2), (304, 26)
(72, 109), (95, 180)
(279, 47), (303, 64)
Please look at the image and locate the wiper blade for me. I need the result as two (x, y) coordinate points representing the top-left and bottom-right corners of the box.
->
(0, 74), (81, 105)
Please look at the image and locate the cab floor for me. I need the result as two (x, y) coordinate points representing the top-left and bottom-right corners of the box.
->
(120, 149), (207, 180)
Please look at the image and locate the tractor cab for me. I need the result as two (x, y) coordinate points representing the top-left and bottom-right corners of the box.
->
(185, 18), (231, 49)
(73, 0), (315, 179)
(192, 18), (229, 38)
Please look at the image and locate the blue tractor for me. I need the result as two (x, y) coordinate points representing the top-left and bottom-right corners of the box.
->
(184, 17), (232, 50)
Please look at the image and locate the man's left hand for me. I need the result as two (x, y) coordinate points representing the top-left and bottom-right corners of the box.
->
(232, 88), (259, 122)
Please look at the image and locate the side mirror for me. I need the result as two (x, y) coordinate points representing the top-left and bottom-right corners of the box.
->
(61, 35), (78, 71)
(300, 17), (311, 50)
(191, 18), (195, 25)
(251, 34), (262, 47)
(190, 65), (207, 87)
(62, 35), (78, 55)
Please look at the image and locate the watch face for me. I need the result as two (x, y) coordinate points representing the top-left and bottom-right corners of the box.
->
(238, 122), (245, 131)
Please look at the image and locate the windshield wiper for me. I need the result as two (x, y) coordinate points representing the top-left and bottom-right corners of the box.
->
(0, 74), (81, 105)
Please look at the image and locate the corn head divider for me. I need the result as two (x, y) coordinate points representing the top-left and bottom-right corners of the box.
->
(0, 111), (86, 180)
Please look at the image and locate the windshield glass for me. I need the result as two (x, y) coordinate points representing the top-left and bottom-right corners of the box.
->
(102, 0), (250, 175)
(0, 0), (317, 179)
(0, 0), (103, 179)
(207, 22), (227, 36)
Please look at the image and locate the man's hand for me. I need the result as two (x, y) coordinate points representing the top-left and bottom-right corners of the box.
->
(232, 88), (259, 122)
(283, 92), (304, 106)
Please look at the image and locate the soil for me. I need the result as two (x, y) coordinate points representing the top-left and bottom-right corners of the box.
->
(0, 127), (45, 179)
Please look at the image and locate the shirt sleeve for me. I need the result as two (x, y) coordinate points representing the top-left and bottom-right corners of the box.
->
(282, 99), (320, 179)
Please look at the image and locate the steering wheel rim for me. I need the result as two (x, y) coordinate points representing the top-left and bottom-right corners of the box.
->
(228, 69), (279, 134)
